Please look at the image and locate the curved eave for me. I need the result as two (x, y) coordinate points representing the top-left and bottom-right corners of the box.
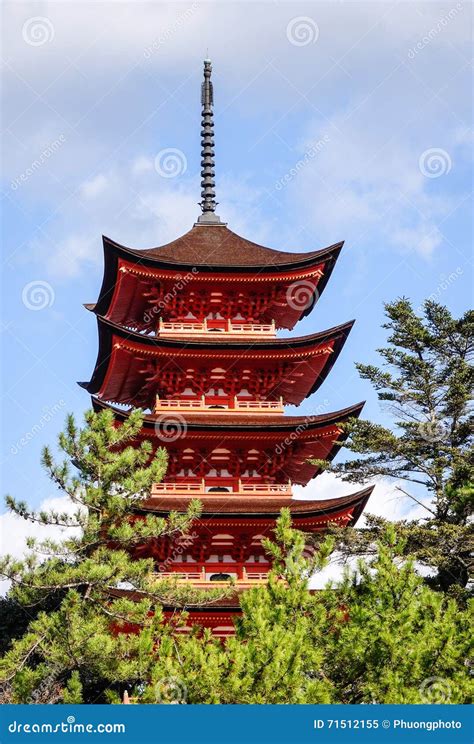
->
(91, 396), (364, 433)
(93, 234), (343, 318)
(90, 397), (363, 483)
(136, 486), (373, 525)
(79, 315), (354, 398)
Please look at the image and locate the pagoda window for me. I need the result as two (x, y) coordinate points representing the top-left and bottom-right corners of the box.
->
(209, 573), (233, 582)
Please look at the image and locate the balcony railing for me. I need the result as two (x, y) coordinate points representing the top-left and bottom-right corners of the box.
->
(157, 318), (276, 337)
(156, 567), (269, 585)
(154, 396), (284, 414)
(151, 479), (292, 497)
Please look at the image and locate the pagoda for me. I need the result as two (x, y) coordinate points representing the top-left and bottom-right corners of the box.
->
(82, 60), (372, 636)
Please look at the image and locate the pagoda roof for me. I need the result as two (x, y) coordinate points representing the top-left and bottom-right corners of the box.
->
(101, 227), (343, 272)
(91, 397), (364, 485)
(80, 316), (353, 407)
(137, 487), (373, 526)
(92, 396), (363, 432)
(92, 231), (343, 331)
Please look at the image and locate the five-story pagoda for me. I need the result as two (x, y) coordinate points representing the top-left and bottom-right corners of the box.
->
(82, 60), (372, 636)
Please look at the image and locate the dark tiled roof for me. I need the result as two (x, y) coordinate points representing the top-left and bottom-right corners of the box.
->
(91, 396), (364, 433)
(138, 487), (373, 519)
(91, 314), (354, 349)
(103, 226), (343, 270)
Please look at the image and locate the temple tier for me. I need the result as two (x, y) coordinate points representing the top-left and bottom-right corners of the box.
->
(81, 60), (372, 636)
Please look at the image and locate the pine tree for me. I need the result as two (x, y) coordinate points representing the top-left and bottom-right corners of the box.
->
(0, 408), (227, 703)
(315, 299), (473, 592)
(126, 513), (473, 705)
(132, 509), (335, 704)
(320, 526), (473, 703)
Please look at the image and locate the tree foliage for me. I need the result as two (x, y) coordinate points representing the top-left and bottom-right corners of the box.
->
(129, 516), (473, 705)
(0, 409), (226, 703)
(314, 300), (473, 591)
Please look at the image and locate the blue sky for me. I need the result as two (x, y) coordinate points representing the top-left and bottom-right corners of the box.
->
(1, 0), (472, 533)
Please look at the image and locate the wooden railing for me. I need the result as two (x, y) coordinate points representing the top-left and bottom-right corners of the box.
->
(154, 396), (284, 414)
(156, 568), (269, 584)
(157, 318), (276, 336)
(151, 480), (292, 497)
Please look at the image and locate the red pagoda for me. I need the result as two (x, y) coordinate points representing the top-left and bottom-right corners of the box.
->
(82, 60), (372, 636)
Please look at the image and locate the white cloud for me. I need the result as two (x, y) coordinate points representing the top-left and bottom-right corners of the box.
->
(79, 173), (108, 200)
(0, 495), (79, 595)
(296, 473), (432, 588)
(132, 156), (154, 177)
(281, 105), (461, 258)
(295, 472), (431, 523)
(3, 1), (470, 279)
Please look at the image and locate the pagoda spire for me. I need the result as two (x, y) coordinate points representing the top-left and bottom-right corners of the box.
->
(197, 59), (223, 224)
